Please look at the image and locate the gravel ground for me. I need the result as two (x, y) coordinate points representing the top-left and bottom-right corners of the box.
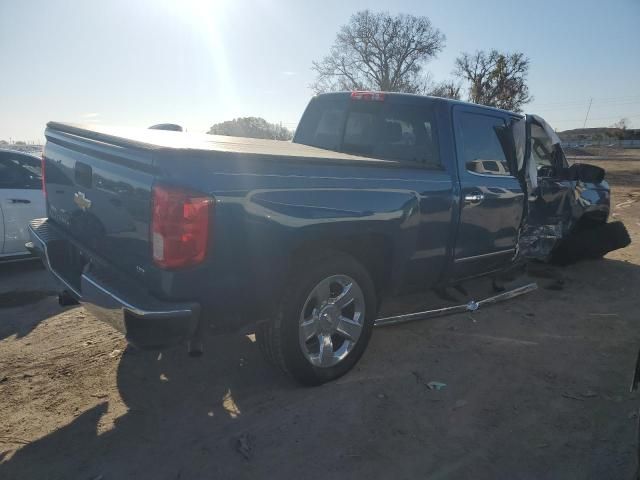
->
(0, 158), (639, 480)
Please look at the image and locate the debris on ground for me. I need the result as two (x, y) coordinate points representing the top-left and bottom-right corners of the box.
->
(235, 433), (254, 461)
(544, 279), (565, 291)
(453, 399), (468, 410)
(427, 381), (447, 391)
(581, 390), (598, 398)
(561, 392), (585, 401)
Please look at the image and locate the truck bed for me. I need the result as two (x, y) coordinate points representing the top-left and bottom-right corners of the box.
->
(47, 122), (395, 164)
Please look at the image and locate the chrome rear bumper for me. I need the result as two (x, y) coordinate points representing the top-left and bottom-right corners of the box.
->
(27, 218), (200, 349)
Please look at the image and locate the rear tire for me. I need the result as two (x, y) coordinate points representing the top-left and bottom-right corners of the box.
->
(256, 251), (377, 386)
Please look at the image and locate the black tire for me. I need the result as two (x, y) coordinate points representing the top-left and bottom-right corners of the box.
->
(256, 250), (377, 386)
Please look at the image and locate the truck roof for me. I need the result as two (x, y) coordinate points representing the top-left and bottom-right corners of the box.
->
(46, 122), (395, 164)
(314, 91), (523, 118)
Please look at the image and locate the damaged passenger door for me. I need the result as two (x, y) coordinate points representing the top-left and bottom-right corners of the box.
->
(527, 121), (572, 227)
(452, 106), (525, 279)
(516, 116), (576, 258)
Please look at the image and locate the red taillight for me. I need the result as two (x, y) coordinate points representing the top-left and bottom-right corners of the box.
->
(350, 91), (385, 101)
(151, 185), (213, 269)
(41, 154), (47, 197)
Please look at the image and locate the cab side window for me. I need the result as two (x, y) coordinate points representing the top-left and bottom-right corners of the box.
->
(458, 112), (513, 176)
(0, 153), (42, 189)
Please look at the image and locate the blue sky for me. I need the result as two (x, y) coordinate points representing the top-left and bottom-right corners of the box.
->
(1, 0), (639, 141)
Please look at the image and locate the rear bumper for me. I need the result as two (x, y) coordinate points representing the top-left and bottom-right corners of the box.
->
(27, 218), (200, 349)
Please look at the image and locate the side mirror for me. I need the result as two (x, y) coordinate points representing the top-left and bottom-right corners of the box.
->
(565, 163), (605, 183)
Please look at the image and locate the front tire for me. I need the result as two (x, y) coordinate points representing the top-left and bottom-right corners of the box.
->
(256, 251), (377, 386)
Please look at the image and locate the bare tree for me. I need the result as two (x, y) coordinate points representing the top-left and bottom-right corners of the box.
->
(428, 80), (461, 100)
(453, 50), (532, 112)
(312, 10), (445, 94)
(611, 118), (629, 130)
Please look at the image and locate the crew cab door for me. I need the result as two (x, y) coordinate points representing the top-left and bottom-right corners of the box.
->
(451, 106), (525, 278)
(0, 152), (45, 255)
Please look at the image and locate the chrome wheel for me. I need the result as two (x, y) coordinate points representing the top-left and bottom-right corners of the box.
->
(298, 274), (365, 368)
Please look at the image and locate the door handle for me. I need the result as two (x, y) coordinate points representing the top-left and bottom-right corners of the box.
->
(464, 192), (485, 205)
(8, 198), (31, 204)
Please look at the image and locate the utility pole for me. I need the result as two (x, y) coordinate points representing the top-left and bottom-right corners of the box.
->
(582, 98), (593, 128)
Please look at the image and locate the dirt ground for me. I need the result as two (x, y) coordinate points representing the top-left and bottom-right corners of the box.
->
(1, 156), (640, 480)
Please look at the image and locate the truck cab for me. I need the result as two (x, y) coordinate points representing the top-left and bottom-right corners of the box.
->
(295, 92), (528, 279)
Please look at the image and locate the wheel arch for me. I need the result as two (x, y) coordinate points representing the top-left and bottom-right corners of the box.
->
(288, 232), (395, 303)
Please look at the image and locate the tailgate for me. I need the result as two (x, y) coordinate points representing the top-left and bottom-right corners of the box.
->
(43, 124), (156, 279)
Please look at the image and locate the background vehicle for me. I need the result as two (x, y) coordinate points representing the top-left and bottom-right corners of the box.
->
(0, 149), (45, 261)
(28, 92), (614, 384)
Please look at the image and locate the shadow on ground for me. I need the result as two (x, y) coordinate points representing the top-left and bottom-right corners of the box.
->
(0, 332), (295, 479)
(0, 260), (62, 341)
(1, 258), (640, 479)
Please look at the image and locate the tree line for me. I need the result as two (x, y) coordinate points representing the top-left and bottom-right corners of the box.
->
(209, 9), (533, 140)
(312, 10), (532, 112)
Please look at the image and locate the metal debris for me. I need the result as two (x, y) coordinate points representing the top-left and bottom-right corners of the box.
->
(375, 283), (538, 327)
(235, 433), (254, 461)
(426, 381), (447, 391)
(561, 392), (584, 401)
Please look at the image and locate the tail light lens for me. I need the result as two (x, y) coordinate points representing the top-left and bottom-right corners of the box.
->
(41, 154), (47, 197)
(151, 185), (213, 269)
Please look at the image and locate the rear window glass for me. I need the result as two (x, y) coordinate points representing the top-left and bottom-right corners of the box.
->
(295, 97), (440, 168)
(294, 99), (347, 151)
(373, 104), (439, 166)
(342, 103), (380, 156)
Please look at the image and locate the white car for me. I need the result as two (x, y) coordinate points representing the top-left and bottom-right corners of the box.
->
(0, 149), (45, 261)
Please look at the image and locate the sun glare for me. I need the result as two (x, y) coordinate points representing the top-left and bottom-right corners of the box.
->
(158, 0), (235, 111)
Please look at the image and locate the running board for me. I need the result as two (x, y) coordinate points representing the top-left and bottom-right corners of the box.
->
(374, 282), (538, 327)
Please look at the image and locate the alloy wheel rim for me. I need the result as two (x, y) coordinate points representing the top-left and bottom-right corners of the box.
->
(298, 274), (365, 368)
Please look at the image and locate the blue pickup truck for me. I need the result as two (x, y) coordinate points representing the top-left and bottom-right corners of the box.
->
(28, 92), (618, 384)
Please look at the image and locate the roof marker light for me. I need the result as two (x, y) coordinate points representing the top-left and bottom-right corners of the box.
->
(350, 91), (386, 102)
